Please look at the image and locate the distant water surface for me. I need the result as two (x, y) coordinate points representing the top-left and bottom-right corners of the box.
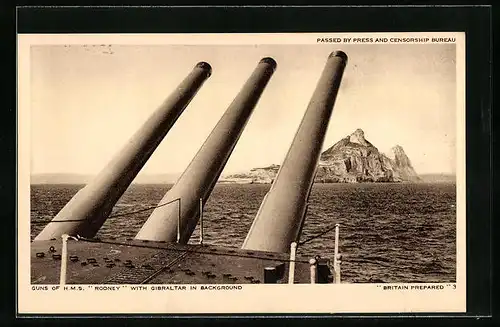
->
(30, 183), (456, 283)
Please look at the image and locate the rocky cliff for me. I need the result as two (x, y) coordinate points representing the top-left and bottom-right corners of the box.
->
(221, 129), (420, 183)
(316, 129), (420, 182)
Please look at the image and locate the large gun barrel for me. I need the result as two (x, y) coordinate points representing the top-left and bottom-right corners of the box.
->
(135, 57), (277, 243)
(34, 62), (212, 241)
(242, 51), (348, 253)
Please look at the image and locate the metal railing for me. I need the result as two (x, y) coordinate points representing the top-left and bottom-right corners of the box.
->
(333, 223), (341, 284)
(54, 200), (341, 286)
(59, 234), (79, 286)
(287, 223), (342, 284)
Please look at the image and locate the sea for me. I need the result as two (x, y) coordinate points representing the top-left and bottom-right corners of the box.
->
(30, 182), (456, 283)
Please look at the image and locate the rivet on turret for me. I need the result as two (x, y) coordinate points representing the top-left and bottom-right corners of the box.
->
(124, 262), (134, 268)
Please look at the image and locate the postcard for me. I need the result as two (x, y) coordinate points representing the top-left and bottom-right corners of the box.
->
(18, 32), (465, 314)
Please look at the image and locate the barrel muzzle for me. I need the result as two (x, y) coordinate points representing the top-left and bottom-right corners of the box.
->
(259, 57), (278, 72)
(195, 61), (213, 77)
(328, 51), (348, 64)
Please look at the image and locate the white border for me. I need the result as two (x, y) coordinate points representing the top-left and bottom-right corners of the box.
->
(17, 32), (466, 314)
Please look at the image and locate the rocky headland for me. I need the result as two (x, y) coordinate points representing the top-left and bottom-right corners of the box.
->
(220, 129), (421, 184)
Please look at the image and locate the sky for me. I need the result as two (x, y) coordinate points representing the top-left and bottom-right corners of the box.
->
(30, 43), (457, 176)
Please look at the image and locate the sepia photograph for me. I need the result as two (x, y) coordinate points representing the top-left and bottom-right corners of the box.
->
(18, 32), (466, 313)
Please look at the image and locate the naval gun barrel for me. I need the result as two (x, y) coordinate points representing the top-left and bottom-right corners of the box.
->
(242, 51), (348, 253)
(34, 62), (212, 241)
(135, 57), (277, 243)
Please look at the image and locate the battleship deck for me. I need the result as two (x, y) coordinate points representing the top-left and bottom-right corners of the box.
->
(31, 239), (332, 284)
